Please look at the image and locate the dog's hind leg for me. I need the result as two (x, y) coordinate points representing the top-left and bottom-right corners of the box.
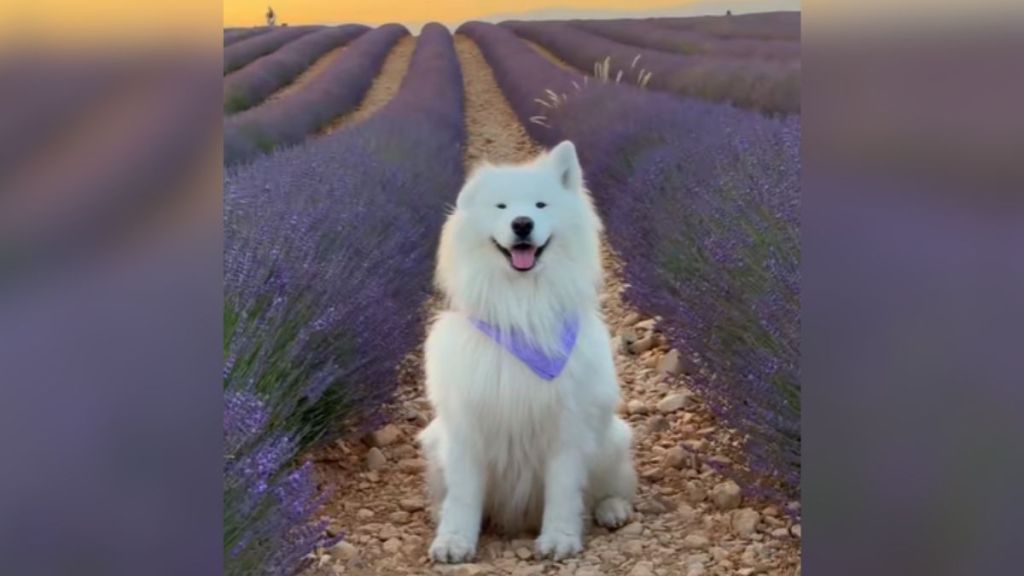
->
(589, 416), (637, 529)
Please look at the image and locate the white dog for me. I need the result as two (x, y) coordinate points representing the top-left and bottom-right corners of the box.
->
(419, 141), (637, 563)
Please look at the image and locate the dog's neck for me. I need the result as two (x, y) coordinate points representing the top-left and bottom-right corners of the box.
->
(447, 272), (598, 354)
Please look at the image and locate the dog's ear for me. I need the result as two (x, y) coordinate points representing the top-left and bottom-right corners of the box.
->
(547, 140), (582, 192)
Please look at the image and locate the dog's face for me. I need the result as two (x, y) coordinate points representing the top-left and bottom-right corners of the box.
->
(449, 141), (592, 275)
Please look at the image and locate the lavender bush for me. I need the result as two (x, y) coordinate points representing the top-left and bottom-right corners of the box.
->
(657, 11), (801, 42)
(460, 21), (800, 498)
(224, 25), (369, 113)
(224, 24), (407, 166)
(224, 23), (464, 574)
(224, 391), (334, 576)
(224, 26), (322, 75)
(571, 19), (800, 61)
(502, 20), (799, 115)
(225, 27), (273, 47)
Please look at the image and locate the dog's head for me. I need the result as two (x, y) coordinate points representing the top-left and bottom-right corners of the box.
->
(436, 141), (603, 315)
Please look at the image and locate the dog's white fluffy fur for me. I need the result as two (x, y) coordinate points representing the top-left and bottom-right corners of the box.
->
(419, 141), (637, 563)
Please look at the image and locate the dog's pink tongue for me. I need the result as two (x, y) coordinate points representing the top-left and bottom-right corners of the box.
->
(511, 246), (538, 270)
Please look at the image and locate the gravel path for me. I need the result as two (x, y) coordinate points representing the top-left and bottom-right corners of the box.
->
(304, 34), (802, 576)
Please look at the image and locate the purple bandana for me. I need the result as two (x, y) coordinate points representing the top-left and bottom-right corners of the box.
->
(470, 316), (580, 380)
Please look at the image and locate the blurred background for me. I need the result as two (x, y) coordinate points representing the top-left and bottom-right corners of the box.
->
(1, 0), (1023, 575)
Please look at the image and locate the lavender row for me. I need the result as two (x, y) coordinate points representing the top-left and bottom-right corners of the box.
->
(658, 11), (801, 42)
(503, 20), (799, 115)
(223, 24), (407, 167)
(572, 19), (800, 61)
(224, 25), (369, 114)
(224, 22), (464, 574)
(224, 25), (322, 75)
(460, 21), (800, 499)
(224, 27), (273, 47)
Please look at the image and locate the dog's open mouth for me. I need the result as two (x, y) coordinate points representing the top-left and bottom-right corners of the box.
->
(493, 238), (549, 272)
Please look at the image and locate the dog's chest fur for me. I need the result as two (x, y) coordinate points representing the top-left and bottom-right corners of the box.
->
(425, 313), (606, 533)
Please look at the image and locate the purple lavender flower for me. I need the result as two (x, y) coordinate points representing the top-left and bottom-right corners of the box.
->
(224, 23), (464, 575)
(225, 25), (369, 113)
(224, 26), (324, 74)
(501, 20), (799, 114)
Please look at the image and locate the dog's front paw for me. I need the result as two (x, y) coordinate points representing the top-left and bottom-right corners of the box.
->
(429, 532), (476, 564)
(535, 531), (583, 561)
(594, 496), (632, 529)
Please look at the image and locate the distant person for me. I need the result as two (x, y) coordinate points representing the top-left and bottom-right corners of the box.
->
(266, 6), (276, 27)
(726, 10), (732, 16)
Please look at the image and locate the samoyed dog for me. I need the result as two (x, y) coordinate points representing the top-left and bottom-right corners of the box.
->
(419, 141), (637, 563)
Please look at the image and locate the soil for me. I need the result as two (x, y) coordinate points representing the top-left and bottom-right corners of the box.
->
(320, 35), (417, 135)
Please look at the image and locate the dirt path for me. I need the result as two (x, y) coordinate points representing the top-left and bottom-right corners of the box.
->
(306, 35), (801, 576)
(320, 35), (416, 135)
(262, 45), (349, 105)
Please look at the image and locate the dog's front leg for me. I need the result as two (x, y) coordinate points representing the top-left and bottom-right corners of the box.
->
(429, 435), (484, 563)
(535, 444), (585, 560)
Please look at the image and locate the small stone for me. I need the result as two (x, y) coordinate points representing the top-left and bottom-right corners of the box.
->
(635, 318), (657, 330)
(628, 561), (655, 576)
(676, 502), (698, 522)
(620, 522), (644, 536)
(708, 455), (732, 466)
(682, 533), (710, 549)
(657, 349), (683, 375)
(389, 510), (411, 524)
(737, 569), (756, 576)
(647, 415), (669, 433)
(356, 508), (374, 520)
(684, 482), (707, 504)
(771, 527), (790, 538)
(398, 498), (424, 512)
(379, 524), (400, 540)
(709, 546), (729, 561)
(790, 524), (802, 539)
(366, 447), (387, 470)
(382, 538), (401, 554)
(622, 539), (645, 556)
(711, 480), (742, 510)
(761, 505), (779, 517)
(611, 336), (627, 355)
(732, 508), (760, 538)
(630, 334), (657, 354)
(368, 424), (401, 447)
(515, 546), (532, 560)
(636, 496), (670, 515)
(329, 540), (358, 561)
(663, 446), (691, 469)
(627, 400), (648, 415)
(686, 563), (706, 576)
(618, 327), (638, 347)
(657, 392), (695, 413)
(622, 312), (642, 326)
(398, 458), (426, 473)
(576, 568), (604, 576)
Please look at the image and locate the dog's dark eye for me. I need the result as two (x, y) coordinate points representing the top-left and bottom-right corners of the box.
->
(536, 202), (547, 209)
(496, 203), (507, 209)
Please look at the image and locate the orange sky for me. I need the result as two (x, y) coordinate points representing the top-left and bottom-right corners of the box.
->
(224, 0), (726, 27)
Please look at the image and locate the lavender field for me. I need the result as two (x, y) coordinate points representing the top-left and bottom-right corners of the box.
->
(222, 11), (801, 575)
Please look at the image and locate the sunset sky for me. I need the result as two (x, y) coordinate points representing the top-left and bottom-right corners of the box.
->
(223, 0), (794, 27)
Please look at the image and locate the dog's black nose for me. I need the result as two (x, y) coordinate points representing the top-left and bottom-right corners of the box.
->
(511, 217), (534, 239)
